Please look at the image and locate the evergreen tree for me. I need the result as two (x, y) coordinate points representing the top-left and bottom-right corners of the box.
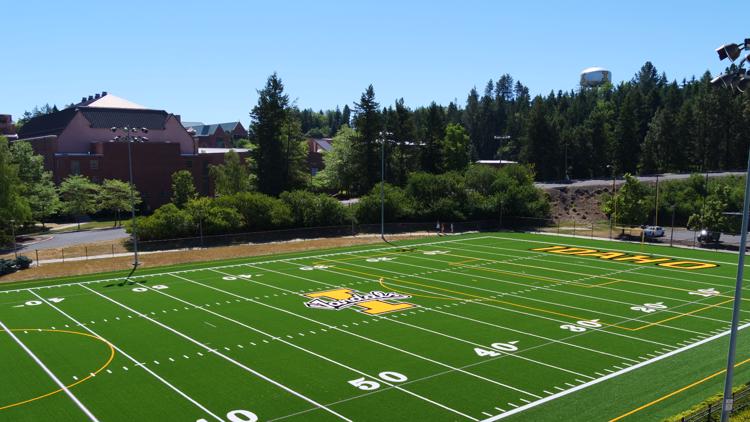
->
(442, 124), (471, 172)
(352, 85), (381, 194)
(421, 102), (445, 173)
(521, 99), (559, 180)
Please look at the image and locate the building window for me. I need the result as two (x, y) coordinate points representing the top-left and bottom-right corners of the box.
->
(185, 160), (192, 168)
(71, 160), (80, 175)
(90, 160), (99, 170)
(311, 167), (318, 176)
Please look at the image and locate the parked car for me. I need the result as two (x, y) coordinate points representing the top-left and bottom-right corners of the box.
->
(698, 229), (721, 244)
(643, 226), (665, 238)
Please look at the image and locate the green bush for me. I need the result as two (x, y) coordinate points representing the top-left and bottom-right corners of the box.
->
(280, 190), (351, 227)
(214, 192), (292, 231)
(13, 255), (32, 270)
(406, 171), (468, 220)
(355, 184), (415, 224)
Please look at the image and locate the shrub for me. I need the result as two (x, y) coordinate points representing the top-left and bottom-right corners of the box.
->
(406, 171), (468, 220)
(13, 255), (32, 270)
(214, 192), (292, 231)
(280, 190), (351, 227)
(354, 184), (414, 224)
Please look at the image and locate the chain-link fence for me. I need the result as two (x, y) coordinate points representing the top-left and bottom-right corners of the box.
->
(677, 385), (750, 421)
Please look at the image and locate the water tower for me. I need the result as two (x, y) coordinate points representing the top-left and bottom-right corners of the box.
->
(580, 67), (612, 87)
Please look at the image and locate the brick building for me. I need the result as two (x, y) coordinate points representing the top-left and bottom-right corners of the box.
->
(182, 121), (248, 148)
(307, 138), (332, 177)
(0, 114), (15, 135)
(16, 93), (248, 211)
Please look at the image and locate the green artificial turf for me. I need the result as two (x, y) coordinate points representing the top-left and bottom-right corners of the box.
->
(1, 232), (749, 421)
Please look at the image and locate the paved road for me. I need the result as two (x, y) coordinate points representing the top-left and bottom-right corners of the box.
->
(537, 172), (745, 190)
(18, 228), (129, 252)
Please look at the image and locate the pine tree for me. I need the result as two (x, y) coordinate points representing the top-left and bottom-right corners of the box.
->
(352, 85), (381, 194)
(421, 102), (445, 173)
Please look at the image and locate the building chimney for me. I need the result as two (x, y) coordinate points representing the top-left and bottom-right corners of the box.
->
(88, 95), (94, 101)
(102, 91), (107, 96)
(94, 93), (100, 99)
(174, 114), (181, 123)
(81, 97), (87, 103)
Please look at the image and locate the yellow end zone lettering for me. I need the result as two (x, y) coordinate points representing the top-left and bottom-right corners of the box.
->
(531, 245), (718, 271)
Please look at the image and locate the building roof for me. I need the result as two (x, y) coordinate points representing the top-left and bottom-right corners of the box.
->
(184, 122), (243, 137)
(79, 107), (170, 130)
(16, 107), (78, 138)
(312, 138), (332, 152)
(79, 94), (147, 109)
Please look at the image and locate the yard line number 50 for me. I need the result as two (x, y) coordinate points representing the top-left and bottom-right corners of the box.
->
(197, 409), (257, 422)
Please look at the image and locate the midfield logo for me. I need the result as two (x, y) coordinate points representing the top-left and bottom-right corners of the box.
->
(303, 288), (416, 315)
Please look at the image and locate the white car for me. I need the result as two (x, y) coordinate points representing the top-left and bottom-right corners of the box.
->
(643, 226), (665, 238)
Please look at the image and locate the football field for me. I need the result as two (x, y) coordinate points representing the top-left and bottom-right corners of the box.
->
(2, 232), (750, 421)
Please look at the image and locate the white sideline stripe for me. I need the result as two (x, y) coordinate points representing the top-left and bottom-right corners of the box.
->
(196, 268), (540, 399)
(27, 291), (225, 422)
(158, 276), (478, 421)
(0, 320), (100, 422)
(389, 250), (722, 333)
(78, 284), (353, 422)
(480, 320), (750, 421)
(0, 236), (489, 295)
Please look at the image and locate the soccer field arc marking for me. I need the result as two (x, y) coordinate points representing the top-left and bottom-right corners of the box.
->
(77, 284), (354, 422)
(27, 290), (229, 422)
(324, 261), (717, 335)
(0, 328), (115, 412)
(360, 251), (736, 332)
(300, 257), (693, 349)
(224, 264), (606, 385)
(156, 274), (481, 421)
(478, 320), (750, 422)
(0, 320), (101, 422)
(197, 268), (546, 399)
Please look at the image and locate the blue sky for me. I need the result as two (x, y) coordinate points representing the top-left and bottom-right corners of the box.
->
(3, 0), (743, 126)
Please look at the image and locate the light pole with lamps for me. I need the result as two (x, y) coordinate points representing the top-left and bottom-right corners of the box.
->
(110, 126), (148, 275)
(711, 38), (750, 422)
(9, 219), (17, 259)
(493, 135), (511, 164)
(379, 131), (395, 242)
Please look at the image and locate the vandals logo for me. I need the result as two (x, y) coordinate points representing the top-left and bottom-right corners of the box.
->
(303, 288), (416, 315)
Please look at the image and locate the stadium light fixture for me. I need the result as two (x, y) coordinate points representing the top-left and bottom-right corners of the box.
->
(110, 126), (148, 277)
(717, 43), (742, 61)
(715, 36), (750, 422)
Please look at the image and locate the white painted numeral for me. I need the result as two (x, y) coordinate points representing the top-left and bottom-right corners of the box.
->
(491, 341), (519, 352)
(348, 377), (380, 391)
(560, 319), (602, 332)
(24, 300), (42, 306)
(48, 297), (65, 303)
(630, 302), (667, 313)
(300, 265), (330, 271)
(474, 347), (501, 357)
(689, 288), (720, 297)
(378, 371), (408, 383)
(196, 409), (257, 422)
(348, 371), (408, 391)
(152, 285), (169, 290)
(132, 287), (148, 292)
(366, 257), (394, 263)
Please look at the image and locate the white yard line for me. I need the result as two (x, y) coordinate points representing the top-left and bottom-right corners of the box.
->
(176, 270), (541, 399)
(78, 284), (353, 422)
(0, 319), (100, 422)
(0, 236), (490, 295)
(147, 278), (478, 421)
(27, 290), (226, 422)
(479, 320), (750, 421)
(437, 242), (750, 312)
(387, 251), (730, 331)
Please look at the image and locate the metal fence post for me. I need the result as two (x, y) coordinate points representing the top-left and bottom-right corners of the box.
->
(35, 249), (39, 267)
(573, 220), (576, 236)
(591, 224), (594, 238)
(112, 244), (115, 257)
(85, 246), (88, 260)
(61, 248), (65, 263)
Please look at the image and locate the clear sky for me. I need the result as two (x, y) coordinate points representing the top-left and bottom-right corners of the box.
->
(3, 0), (744, 127)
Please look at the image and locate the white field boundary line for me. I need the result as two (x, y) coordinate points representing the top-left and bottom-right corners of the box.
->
(292, 258), (684, 348)
(479, 320), (750, 421)
(392, 250), (732, 331)
(26, 290), (226, 422)
(450, 239), (750, 293)
(77, 284), (353, 422)
(182, 269), (542, 400)
(0, 235), (491, 295)
(0, 319), (100, 422)
(255, 263), (597, 382)
(484, 235), (744, 276)
(325, 253), (717, 336)
(152, 276), (478, 421)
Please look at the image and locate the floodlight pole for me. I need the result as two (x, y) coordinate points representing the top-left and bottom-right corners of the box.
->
(720, 147), (750, 422)
(380, 134), (385, 241)
(126, 137), (140, 269)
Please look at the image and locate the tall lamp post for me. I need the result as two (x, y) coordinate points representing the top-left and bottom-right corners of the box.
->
(9, 219), (17, 259)
(493, 135), (511, 165)
(379, 131), (394, 242)
(712, 38), (750, 422)
(110, 126), (148, 274)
